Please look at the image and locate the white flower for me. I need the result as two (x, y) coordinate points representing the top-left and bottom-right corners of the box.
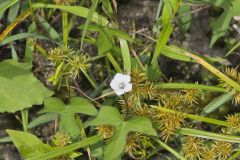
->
(110, 73), (132, 96)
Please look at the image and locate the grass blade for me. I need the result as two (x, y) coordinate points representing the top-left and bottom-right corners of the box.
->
(32, 3), (108, 26)
(80, 0), (99, 51)
(201, 90), (234, 115)
(119, 38), (131, 74)
(26, 135), (102, 160)
(168, 45), (240, 92)
(178, 128), (240, 143)
(156, 83), (226, 92)
(155, 138), (186, 160)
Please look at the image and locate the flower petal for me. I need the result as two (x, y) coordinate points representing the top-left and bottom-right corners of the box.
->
(124, 83), (132, 93)
(110, 80), (118, 90)
(113, 73), (125, 83)
(114, 88), (125, 96)
(122, 74), (131, 83)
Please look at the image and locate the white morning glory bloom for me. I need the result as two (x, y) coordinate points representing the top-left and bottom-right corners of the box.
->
(110, 73), (132, 96)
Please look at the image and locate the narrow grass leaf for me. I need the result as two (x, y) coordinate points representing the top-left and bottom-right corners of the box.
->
(201, 90), (234, 115)
(119, 38), (131, 74)
(156, 83), (226, 92)
(178, 128), (240, 143)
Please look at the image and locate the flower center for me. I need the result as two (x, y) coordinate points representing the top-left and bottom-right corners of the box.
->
(118, 82), (126, 89)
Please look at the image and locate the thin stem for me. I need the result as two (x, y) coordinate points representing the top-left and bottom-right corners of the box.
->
(154, 138), (186, 160)
(21, 110), (28, 132)
(81, 69), (97, 89)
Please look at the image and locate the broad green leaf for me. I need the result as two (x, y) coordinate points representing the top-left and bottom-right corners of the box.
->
(7, 129), (51, 159)
(0, 59), (31, 78)
(125, 116), (157, 136)
(69, 97), (98, 115)
(103, 127), (128, 160)
(41, 97), (97, 138)
(232, 0), (240, 16)
(89, 106), (156, 160)
(60, 109), (80, 139)
(26, 135), (102, 160)
(178, 128), (240, 143)
(0, 75), (53, 113)
(201, 90), (234, 115)
(0, 60), (53, 113)
(88, 106), (123, 126)
(119, 38), (131, 74)
(32, 3), (108, 26)
(96, 30), (113, 54)
(28, 113), (58, 129)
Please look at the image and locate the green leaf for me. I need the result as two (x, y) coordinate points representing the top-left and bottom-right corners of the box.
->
(32, 3), (108, 26)
(96, 30), (113, 54)
(80, 0), (99, 51)
(0, 59), (31, 78)
(0, 60), (53, 113)
(0, 0), (19, 15)
(89, 106), (156, 160)
(69, 97), (98, 115)
(151, 23), (173, 63)
(177, 2), (192, 35)
(119, 38), (131, 74)
(36, 15), (61, 41)
(7, 1), (20, 23)
(88, 106), (123, 126)
(0, 136), (11, 143)
(178, 128), (240, 143)
(10, 44), (18, 60)
(41, 97), (97, 138)
(28, 113), (58, 129)
(210, 11), (233, 47)
(103, 127), (128, 160)
(201, 90), (234, 115)
(26, 135), (102, 160)
(0, 33), (48, 46)
(7, 129), (51, 159)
